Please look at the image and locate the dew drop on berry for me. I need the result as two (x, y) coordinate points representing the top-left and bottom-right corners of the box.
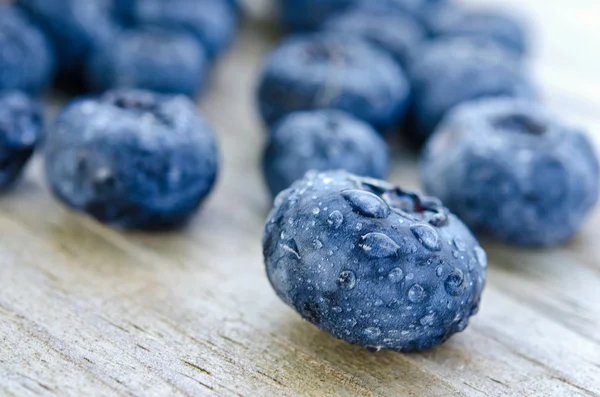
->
(408, 284), (425, 302)
(337, 270), (356, 290)
(360, 233), (399, 258)
(364, 327), (382, 338)
(327, 210), (344, 228)
(474, 246), (487, 268)
(332, 306), (342, 313)
(436, 265), (443, 277)
(420, 314), (435, 326)
(453, 237), (466, 251)
(388, 267), (404, 283)
(341, 189), (390, 218)
(445, 269), (465, 296)
(410, 224), (441, 251)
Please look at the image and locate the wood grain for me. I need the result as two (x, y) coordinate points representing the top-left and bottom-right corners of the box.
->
(1, 0), (599, 396)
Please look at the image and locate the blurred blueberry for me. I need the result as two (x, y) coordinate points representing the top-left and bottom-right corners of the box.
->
(0, 91), (43, 189)
(121, 0), (239, 59)
(0, 5), (55, 93)
(420, 98), (600, 246)
(17, 0), (118, 74)
(406, 37), (534, 143)
(323, 7), (425, 68)
(45, 89), (220, 230)
(87, 28), (208, 97)
(257, 33), (410, 131)
(263, 110), (389, 197)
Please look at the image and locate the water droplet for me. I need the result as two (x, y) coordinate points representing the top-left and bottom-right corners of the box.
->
(474, 246), (487, 268)
(312, 207), (320, 215)
(456, 317), (469, 331)
(453, 238), (467, 251)
(445, 269), (465, 296)
(332, 306), (342, 313)
(436, 265), (444, 277)
(401, 330), (410, 336)
(364, 327), (382, 338)
(341, 190), (390, 218)
(420, 314), (435, 326)
(410, 224), (441, 251)
(388, 267), (404, 283)
(408, 284), (425, 302)
(343, 317), (358, 328)
(337, 270), (356, 290)
(452, 250), (459, 258)
(327, 210), (344, 228)
(360, 233), (399, 258)
(374, 299), (384, 307)
(356, 222), (363, 231)
(467, 258), (476, 272)
(313, 239), (323, 249)
(405, 273), (414, 281)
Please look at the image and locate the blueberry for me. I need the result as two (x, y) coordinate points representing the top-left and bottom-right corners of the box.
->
(420, 98), (600, 246)
(323, 7), (426, 68)
(263, 110), (389, 197)
(407, 37), (534, 143)
(257, 33), (410, 131)
(263, 170), (486, 351)
(0, 91), (43, 189)
(45, 89), (219, 230)
(278, 0), (425, 31)
(427, 6), (528, 56)
(121, 0), (239, 59)
(86, 28), (208, 97)
(0, 5), (55, 93)
(17, 0), (119, 74)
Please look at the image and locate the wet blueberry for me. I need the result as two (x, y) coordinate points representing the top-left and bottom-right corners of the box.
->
(120, 0), (239, 59)
(406, 37), (534, 143)
(263, 110), (389, 197)
(0, 91), (43, 189)
(45, 89), (219, 230)
(86, 28), (208, 97)
(17, 0), (118, 74)
(0, 5), (55, 93)
(323, 7), (426, 68)
(257, 33), (410, 130)
(420, 98), (600, 246)
(263, 170), (486, 351)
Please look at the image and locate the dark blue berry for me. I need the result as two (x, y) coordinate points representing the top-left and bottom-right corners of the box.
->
(0, 91), (43, 189)
(17, 0), (119, 74)
(263, 110), (389, 197)
(420, 98), (600, 246)
(45, 89), (219, 230)
(257, 33), (410, 130)
(278, 0), (425, 31)
(121, 0), (239, 59)
(323, 7), (425, 68)
(86, 28), (208, 97)
(407, 37), (534, 142)
(427, 6), (528, 56)
(263, 170), (486, 351)
(0, 5), (55, 93)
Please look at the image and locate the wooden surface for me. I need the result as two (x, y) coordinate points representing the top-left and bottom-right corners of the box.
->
(1, 0), (600, 396)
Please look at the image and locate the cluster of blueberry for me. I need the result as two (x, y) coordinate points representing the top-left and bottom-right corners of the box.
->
(0, 0), (238, 228)
(260, 0), (599, 352)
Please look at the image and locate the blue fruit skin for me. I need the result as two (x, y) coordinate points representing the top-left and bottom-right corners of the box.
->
(0, 6), (55, 93)
(121, 0), (239, 59)
(278, 0), (425, 31)
(323, 8), (425, 68)
(420, 98), (600, 246)
(263, 170), (486, 352)
(86, 29), (208, 97)
(17, 0), (118, 74)
(257, 34), (410, 131)
(0, 91), (43, 189)
(45, 89), (219, 230)
(263, 110), (390, 197)
(427, 7), (528, 56)
(407, 37), (534, 142)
